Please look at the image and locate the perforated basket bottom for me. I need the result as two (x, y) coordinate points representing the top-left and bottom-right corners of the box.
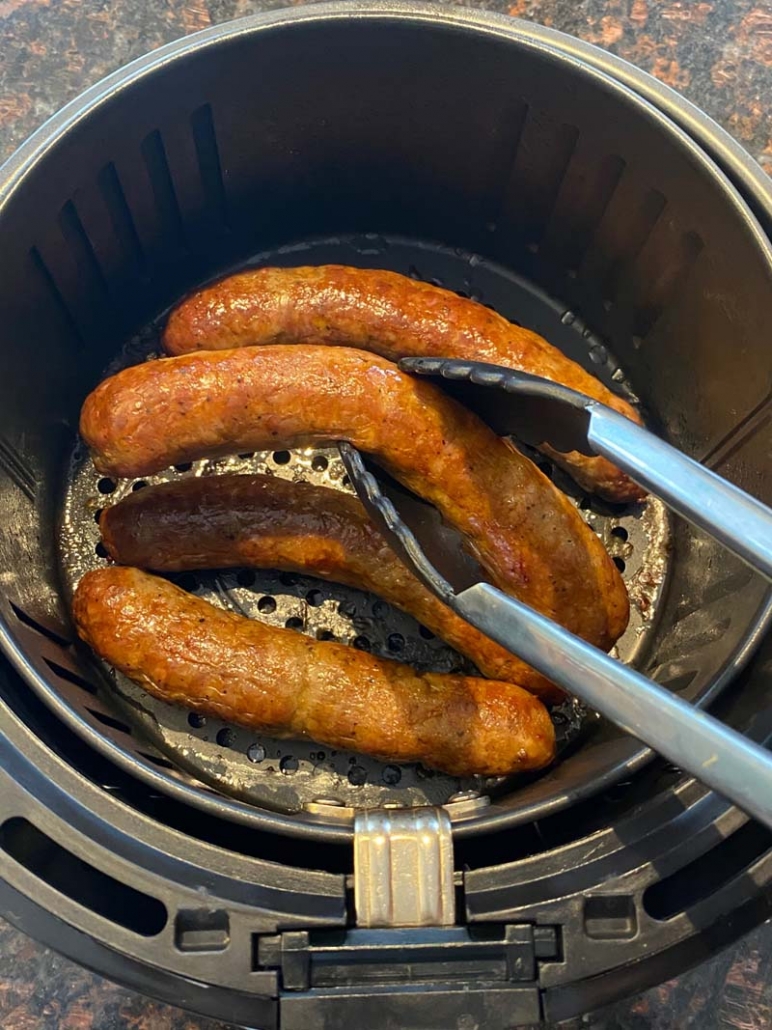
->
(58, 234), (671, 815)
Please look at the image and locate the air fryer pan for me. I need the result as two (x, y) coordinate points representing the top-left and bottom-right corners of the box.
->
(0, 4), (771, 842)
(59, 233), (671, 815)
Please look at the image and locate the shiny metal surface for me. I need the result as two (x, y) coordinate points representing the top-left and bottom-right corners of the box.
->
(343, 436), (772, 829)
(456, 582), (772, 832)
(354, 807), (455, 927)
(402, 357), (772, 584)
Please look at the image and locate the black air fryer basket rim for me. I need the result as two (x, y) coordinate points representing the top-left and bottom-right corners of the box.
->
(1, 1), (772, 844)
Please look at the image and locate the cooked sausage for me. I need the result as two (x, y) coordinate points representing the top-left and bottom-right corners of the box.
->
(99, 474), (562, 701)
(73, 567), (556, 777)
(162, 265), (645, 503)
(80, 345), (629, 651)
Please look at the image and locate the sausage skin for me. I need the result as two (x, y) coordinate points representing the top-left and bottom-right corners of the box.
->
(163, 265), (645, 503)
(100, 474), (562, 701)
(73, 567), (556, 777)
(80, 346), (629, 652)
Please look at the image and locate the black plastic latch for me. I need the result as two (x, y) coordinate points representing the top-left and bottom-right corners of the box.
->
(257, 924), (559, 1030)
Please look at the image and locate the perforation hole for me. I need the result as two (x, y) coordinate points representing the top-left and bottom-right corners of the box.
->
(280, 755), (299, 774)
(272, 450), (291, 465)
(97, 478), (116, 494)
(285, 617), (303, 630)
(216, 728), (236, 748)
(94, 507), (103, 523)
(257, 596), (277, 614)
(95, 541), (109, 559)
(387, 633), (405, 653)
(188, 712), (206, 729)
(611, 526), (629, 542)
(306, 589), (324, 607)
(353, 635), (370, 651)
(311, 455), (329, 472)
(419, 626), (435, 640)
(247, 743), (266, 763)
(174, 463), (192, 473)
(613, 557), (626, 573)
(87, 707), (133, 735)
(132, 480), (148, 492)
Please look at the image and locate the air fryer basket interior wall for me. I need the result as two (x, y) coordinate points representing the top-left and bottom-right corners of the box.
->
(0, 5), (771, 841)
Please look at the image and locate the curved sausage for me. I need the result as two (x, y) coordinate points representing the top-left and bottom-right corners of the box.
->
(163, 265), (645, 503)
(99, 474), (562, 701)
(80, 345), (629, 651)
(73, 567), (556, 777)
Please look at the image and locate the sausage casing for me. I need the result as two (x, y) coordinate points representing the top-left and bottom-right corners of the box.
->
(73, 567), (556, 777)
(80, 345), (629, 651)
(100, 474), (562, 700)
(162, 265), (645, 503)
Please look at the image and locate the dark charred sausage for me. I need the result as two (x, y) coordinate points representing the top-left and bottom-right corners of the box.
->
(162, 265), (645, 503)
(80, 345), (629, 652)
(99, 474), (563, 701)
(73, 567), (556, 777)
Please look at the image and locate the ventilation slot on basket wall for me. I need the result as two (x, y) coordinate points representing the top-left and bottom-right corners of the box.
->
(59, 199), (110, 300)
(97, 161), (148, 281)
(643, 820), (772, 921)
(601, 188), (667, 307)
(141, 129), (188, 253)
(0, 817), (167, 936)
(502, 117), (579, 248)
(191, 103), (229, 230)
(29, 246), (84, 350)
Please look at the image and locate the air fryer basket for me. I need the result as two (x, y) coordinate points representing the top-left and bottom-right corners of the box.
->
(0, 3), (771, 844)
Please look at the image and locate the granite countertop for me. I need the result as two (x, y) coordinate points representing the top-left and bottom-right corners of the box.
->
(1, 1), (772, 1028)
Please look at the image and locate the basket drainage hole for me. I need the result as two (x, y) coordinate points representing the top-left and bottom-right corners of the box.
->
(237, 569), (256, 588)
(94, 508), (103, 523)
(280, 755), (299, 774)
(419, 625), (435, 640)
(132, 480), (148, 492)
(613, 557), (626, 573)
(383, 765), (402, 785)
(174, 462), (193, 473)
(97, 477), (116, 494)
(285, 616), (303, 630)
(306, 589), (324, 607)
(387, 633), (405, 653)
(257, 596), (277, 614)
(188, 712), (206, 729)
(317, 629), (335, 641)
(95, 541), (109, 559)
(216, 728), (236, 748)
(247, 742), (266, 763)
(611, 526), (629, 542)
(353, 635), (370, 651)
(348, 764), (367, 786)
(312, 455), (329, 472)
(272, 450), (291, 465)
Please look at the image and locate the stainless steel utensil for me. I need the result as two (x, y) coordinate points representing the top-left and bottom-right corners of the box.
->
(338, 358), (772, 829)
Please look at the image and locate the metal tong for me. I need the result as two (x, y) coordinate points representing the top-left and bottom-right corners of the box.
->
(339, 357), (772, 829)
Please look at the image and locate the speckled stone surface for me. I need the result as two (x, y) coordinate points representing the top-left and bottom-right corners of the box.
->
(1, 1), (772, 1028)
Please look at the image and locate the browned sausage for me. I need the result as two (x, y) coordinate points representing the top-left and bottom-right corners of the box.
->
(80, 345), (629, 652)
(162, 265), (645, 503)
(99, 474), (562, 701)
(73, 567), (556, 777)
